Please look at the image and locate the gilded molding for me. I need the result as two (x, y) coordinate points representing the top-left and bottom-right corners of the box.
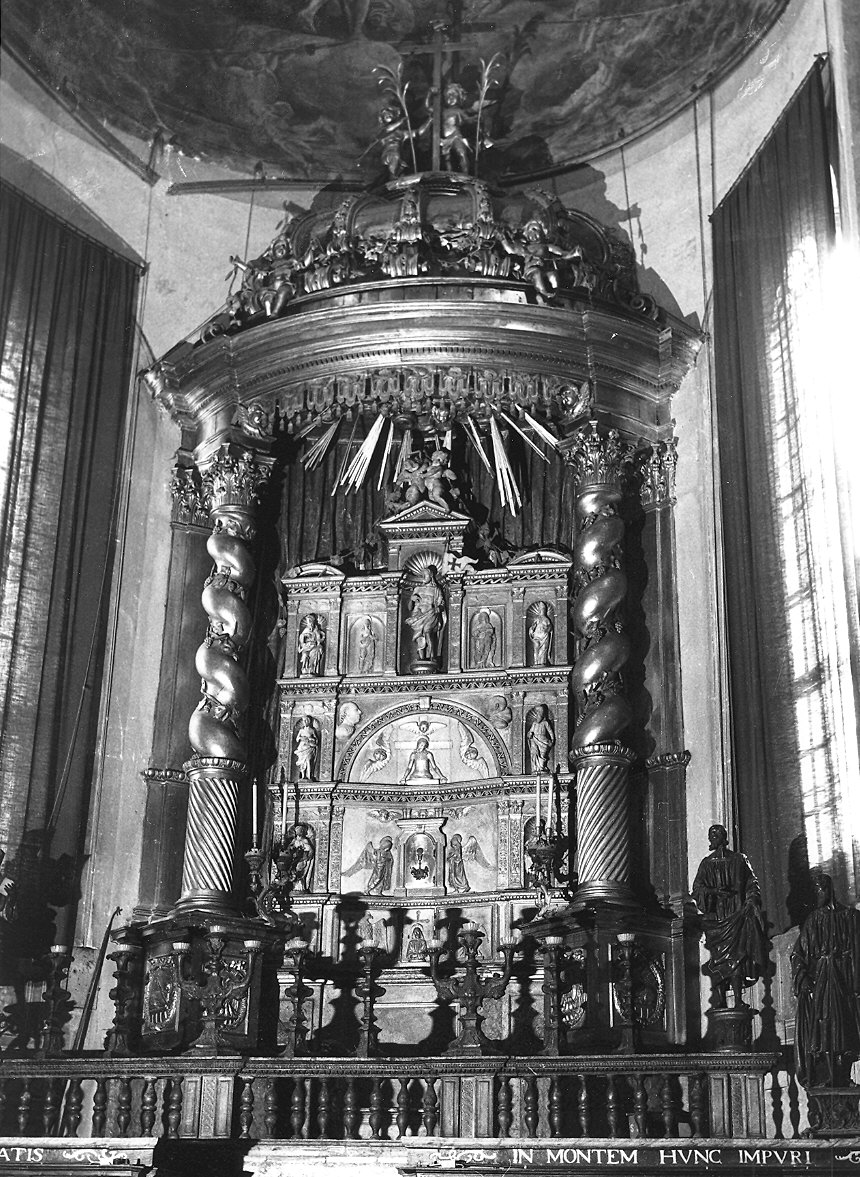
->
(201, 445), (272, 514)
(562, 419), (635, 491)
(645, 749), (691, 770)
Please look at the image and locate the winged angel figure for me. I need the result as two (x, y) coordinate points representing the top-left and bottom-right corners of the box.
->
(359, 729), (391, 781)
(343, 836), (394, 895)
(447, 832), (493, 894)
(458, 723), (490, 779)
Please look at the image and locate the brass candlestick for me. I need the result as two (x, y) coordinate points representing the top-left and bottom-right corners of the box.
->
(428, 924), (517, 1056)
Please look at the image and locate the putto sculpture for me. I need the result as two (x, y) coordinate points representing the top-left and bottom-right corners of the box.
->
(792, 872), (860, 1089)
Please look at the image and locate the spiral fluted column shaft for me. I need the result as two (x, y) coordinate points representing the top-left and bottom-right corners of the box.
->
(563, 421), (636, 906)
(176, 446), (271, 916)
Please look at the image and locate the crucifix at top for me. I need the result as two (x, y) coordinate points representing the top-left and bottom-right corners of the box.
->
(396, 13), (501, 175)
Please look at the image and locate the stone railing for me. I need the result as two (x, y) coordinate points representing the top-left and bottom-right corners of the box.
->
(0, 1053), (777, 1143)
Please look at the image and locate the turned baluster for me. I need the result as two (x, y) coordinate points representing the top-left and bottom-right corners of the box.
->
(290, 1076), (305, 1139)
(660, 1075), (677, 1138)
(17, 1079), (31, 1135)
(92, 1078), (107, 1136)
(263, 1078), (278, 1139)
(632, 1074), (648, 1138)
(421, 1077), (438, 1136)
(606, 1073), (620, 1138)
(497, 1075), (512, 1138)
(549, 1077), (563, 1137)
(317, 1077), (331, 1138)
(42, 1078), (59, 1134)
(396, 1077), (410, 1138)
(577, 1073), (589, 1137)
(369, 1077), (384, 1139)
(166, 1076), (183, 1139)
(689, 1072), (707, 1138)
(62, 1077), (84, 1137)
(343, 1077), (360, 1139)
(238, 1076), (254, 1140)
(116, 1076), (132, 1136)
(140, 1076), (157, 1136)
(523, 1075), (539, 1138)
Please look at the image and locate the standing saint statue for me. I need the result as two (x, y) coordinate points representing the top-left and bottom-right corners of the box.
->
(691, 824), (770, 1008)
(297, 613), (326, 676)
(527, 704), (555, 772)
(357, 617), (377, 674)
(367, 837), (394, 896)
(529, 601), (553, 666)
(284, 822), (315, 892)
(294, 716), (319, 781)
(791, 872), (860, 1088)
(406, 565), (446, 666)
(471, 609), (497, 668)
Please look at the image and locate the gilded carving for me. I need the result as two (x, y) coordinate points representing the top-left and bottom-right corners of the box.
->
(527, 600), (553, 667)
(639, 438), (678, 509)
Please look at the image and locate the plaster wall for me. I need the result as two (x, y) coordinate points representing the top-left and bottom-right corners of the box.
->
(0, 0), (842, 1050)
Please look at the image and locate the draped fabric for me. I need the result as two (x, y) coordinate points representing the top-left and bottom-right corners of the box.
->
(0, 181), (139, 943)
(276, 427), (576, 570)
(713, 62), (860, 931)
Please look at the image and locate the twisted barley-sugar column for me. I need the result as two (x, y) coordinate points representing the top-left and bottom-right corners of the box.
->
(564, 421), (637, 907)
(175, 445), (271, 917)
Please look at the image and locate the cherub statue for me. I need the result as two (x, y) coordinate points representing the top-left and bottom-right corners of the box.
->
(503, 219), (584, 303)
(423, 448), (460, 512)
(423, 82), (479, 174)
(373, 103), (415, 179)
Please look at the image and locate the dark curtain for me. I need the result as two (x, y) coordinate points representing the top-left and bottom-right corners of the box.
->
(713, 62), (859, 930)
(276, 426), (576, 570)
(0, 181), (139, 954)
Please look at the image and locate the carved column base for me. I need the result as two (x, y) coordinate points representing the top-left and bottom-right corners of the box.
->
(706, 1005), (755, 1052)
(570, 741), (637, 909)
(174, 756), (247, 918)
(806, 1088), (860, 1137)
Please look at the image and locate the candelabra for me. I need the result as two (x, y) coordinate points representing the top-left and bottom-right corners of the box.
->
(356, 940), (384, 1058)
(174, 926), (262, 1053)
(278, 935), (309, 1058)
(104, 942), (144, 1056)
(540, 935), (565, 1056)
(36, 945), (72, 1057)
(613, 932), (638, 1054)
(526, 832), (568, 919)
(428, 924), (517, 1056)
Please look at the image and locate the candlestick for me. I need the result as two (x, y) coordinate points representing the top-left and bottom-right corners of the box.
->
(281, 772), (289, 845)
(535, 774), (541, 832)
(251, 777), (259, 848)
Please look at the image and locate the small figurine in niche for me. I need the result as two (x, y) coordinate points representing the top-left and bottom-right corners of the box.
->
(791, 872), (860, 1088)
(294, 716), (319, 781)
(529, 601), (553, 666)
(406, 564), (446, 664)
(691, 824), (770, 1009)
(406, 924), (429, 962)
(283, 822), (315, 892)
(527, 703), (555, 772)
(401, 737), (447, 785)
(297, 613), (326, 676)
(447, 833), (471, 894)
(471, 608), (497, 668)
(356, 616), (377, 674)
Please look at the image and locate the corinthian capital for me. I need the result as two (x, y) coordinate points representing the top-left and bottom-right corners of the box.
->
(563, 420), (633, 492)
(638, 438), (678, 509)
(201, 445), (272, 513)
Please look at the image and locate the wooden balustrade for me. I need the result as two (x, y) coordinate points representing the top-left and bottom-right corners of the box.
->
(0, 1053), (776, 1142)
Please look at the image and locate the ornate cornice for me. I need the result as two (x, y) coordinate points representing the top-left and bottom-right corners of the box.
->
(645, 749), (691, 770)
(278, 667), (572, 696)
(639, 438), (679, 509)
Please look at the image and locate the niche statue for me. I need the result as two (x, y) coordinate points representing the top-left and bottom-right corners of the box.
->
(792, 872), (860, 1089)
(406, 565), (446, 669)
(691, 824), (770, 1017)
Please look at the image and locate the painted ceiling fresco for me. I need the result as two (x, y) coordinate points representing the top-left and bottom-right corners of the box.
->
(5, 0), (788, 180)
